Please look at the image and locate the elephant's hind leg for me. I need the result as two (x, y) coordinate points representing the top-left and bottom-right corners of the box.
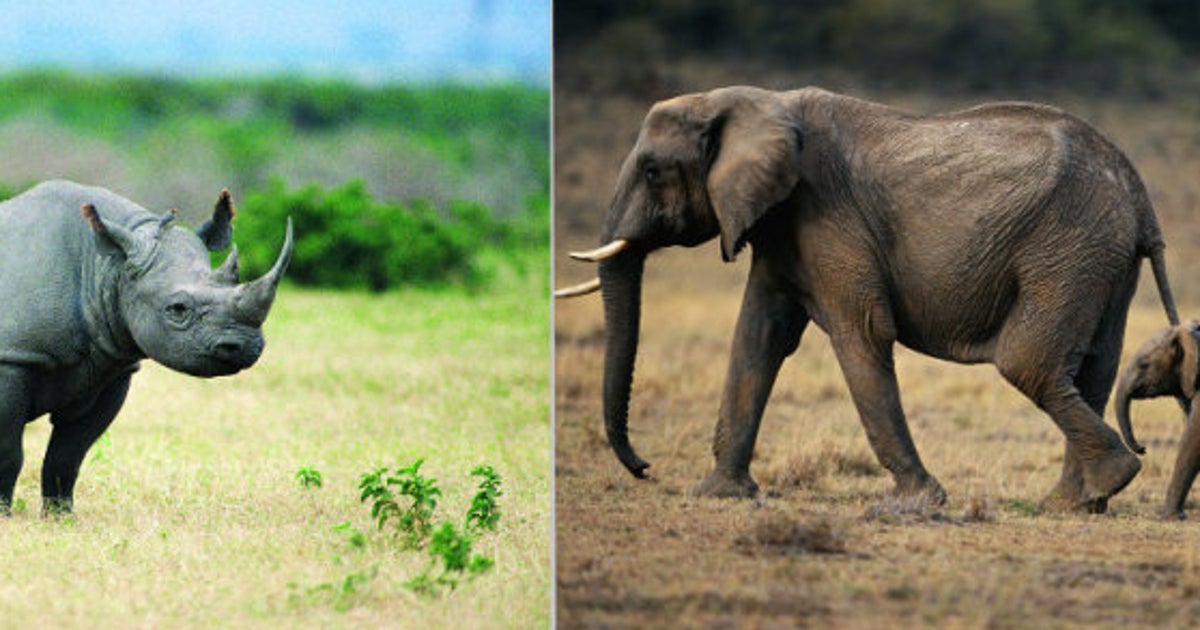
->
(1017, 379), (1138, 513)
(1045, 290), (1134, 513)
(995, 300), (1139, 513)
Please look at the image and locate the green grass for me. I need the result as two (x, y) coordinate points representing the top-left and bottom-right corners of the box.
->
(0, 283), (550, 628)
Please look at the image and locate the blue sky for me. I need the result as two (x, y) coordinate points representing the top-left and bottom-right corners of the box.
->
(0, 0), (550, 83)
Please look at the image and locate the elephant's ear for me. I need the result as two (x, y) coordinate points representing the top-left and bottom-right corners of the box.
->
(1180, 320), (1200, 399)
(705, 93), (803, 262)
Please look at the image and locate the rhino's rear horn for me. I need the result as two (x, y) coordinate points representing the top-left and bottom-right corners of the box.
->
(233, 218), (293, 326)
(213, 244), (240, 285)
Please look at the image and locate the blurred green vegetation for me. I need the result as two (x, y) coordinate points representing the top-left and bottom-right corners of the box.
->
(0, 71), (548, 291)
(556, 0), (1200, 95)
(0, 72), (547, 186)
(236, 179), (547, 292)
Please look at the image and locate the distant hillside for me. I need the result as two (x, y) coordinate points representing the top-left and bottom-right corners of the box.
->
(556, 0), (1200, 97)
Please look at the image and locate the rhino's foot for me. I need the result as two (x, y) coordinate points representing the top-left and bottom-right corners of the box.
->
(41, 497), (73, 519)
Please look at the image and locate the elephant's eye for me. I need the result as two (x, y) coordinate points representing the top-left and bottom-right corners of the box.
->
(643, 164), (661, 184)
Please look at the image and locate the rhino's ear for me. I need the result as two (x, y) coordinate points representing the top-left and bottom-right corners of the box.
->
(196, 188), (235, 251)
(81, 203), (135, 258)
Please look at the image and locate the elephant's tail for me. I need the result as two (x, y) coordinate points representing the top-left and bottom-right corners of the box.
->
(1149, 244), (1180, 327)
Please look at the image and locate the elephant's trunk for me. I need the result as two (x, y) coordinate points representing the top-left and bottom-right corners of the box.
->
(599, 250), (651, 477)
(1114, 372), (1147, 455)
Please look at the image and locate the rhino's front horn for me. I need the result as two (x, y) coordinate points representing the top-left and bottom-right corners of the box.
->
(233, 218), (293, 326)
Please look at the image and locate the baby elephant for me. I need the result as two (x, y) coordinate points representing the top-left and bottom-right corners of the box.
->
(1115, 320), (1200, 519)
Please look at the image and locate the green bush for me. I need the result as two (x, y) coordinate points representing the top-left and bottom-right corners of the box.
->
(233, 179), (522, 291)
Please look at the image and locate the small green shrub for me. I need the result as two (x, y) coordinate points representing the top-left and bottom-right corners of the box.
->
(355, 458), (503, 598)
(358, 458), (442, 549)
(405, 522), (495, 596)
(465, 465), (502, 533)
(295, 466), (323, 489)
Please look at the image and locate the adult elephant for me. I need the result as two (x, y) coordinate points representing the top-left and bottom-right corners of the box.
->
(556, 86), (1180, 513)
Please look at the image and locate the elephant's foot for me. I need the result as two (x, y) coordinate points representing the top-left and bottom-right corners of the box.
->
(693, 468), (758, 499)
(1159, 494), (1187, 520)
(1041, 459), (1085, 513)
(1081, 448), (1140, 505)
(1042, 449), (1140, 514)
(891, 473), (947, 506)
(1040, 484), (1093, 513)
(1158, 507), (1187, 521)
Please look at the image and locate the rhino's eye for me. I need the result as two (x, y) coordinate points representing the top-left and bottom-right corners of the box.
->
(164, 294), (196, 327)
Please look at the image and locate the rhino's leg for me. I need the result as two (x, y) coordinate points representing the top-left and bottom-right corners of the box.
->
(0, 366), (32, 515)
(42, 372), (131, 516)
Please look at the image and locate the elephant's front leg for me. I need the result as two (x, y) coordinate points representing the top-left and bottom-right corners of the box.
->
(695, 257), (807, 498)
(831, 331), (945, 503)
(42, 372), (132, 516)
(1163, 400), (1200, 520)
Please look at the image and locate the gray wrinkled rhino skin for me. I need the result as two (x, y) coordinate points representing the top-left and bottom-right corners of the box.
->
(0, 180), (292, 515)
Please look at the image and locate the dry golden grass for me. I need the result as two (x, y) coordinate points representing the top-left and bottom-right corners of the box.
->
(555, 81), (1200, 628)
(558, 269), (1200, 627)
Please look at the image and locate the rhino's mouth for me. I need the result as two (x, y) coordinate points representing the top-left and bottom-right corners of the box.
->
(206, 335), (264, 373)
(211, 353), (260, 374)
(209, 357), (250, 375)
(181, 359), (242, 378)
(184, 351), (260, 378)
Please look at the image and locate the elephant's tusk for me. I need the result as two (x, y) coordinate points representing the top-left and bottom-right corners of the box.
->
(569, 239), (628, 262)
(553, 277), (601, 298)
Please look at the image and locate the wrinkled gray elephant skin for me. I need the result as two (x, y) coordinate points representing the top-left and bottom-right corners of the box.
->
(0, 180), (292, 515)
(557, 86), (1180, 513)
(1115, 321), (1200, 519)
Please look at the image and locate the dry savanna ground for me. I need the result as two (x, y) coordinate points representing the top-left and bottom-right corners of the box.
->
(555, 77), (1200, 628)
(0, 286), (550, 629)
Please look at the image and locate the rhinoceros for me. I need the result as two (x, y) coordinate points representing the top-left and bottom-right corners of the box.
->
(0, 180), (292, 515)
